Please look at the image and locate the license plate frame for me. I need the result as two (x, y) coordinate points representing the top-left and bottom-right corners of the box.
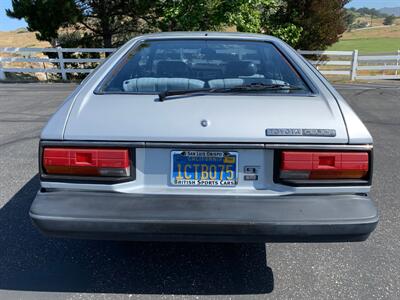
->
(170, 150), (238, 187)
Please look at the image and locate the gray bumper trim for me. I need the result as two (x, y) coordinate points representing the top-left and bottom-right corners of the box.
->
(30, 191), (378, 242)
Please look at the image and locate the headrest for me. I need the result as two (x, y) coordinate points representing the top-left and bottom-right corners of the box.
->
(123, 77), (205, 92)
(225, 61), (258, 77)
(156, 61), (190, 77)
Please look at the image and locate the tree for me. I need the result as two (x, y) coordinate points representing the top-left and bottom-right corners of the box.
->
(155, 0), (302, 45)
(6, 0), (349, 50)
(6, 0), (159, 48)
(355, 7), (387, 18)
(271, 0), (350, 50)
(225, 0), (275, 33)
(6, 0), (80, 46)
(383, 15), (396, 26)
(74, 0), (159, 48)
(343, 9), (356, 30)
(156, 0), (273, 33)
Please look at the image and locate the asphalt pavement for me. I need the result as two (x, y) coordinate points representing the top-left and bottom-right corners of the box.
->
(0, 82), (399, 299)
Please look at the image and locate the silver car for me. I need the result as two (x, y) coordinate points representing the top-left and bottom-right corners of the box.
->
(30, 32), (378, 242)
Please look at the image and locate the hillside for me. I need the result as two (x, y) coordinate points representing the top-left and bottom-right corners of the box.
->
(0, 29), (52, 81)
(0, 29), (50, 48)
(380, 7), (400, 17)
(329, 16), (400, 53)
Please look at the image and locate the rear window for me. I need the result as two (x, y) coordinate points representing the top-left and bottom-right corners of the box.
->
(98, 39), (310, 94)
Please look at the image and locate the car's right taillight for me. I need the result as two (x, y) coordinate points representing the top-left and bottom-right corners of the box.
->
(277, 151), (371, 185)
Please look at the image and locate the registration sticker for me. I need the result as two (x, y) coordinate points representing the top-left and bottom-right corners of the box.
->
(171, 151), (238, 186)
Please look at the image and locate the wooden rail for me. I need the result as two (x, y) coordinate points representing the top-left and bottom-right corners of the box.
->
(298, 49), (400, 81)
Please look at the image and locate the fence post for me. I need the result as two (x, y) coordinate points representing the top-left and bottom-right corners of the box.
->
(57, 47), (67, 80)
(0, 60), (5, 80)
(396, 49), (399, 76)
(350, 49), (359, 81)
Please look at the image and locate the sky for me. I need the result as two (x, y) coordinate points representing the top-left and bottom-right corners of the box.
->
(0, 0), (27, 31)
(346, 0), (400, 9)
(0, 0), (400, 31)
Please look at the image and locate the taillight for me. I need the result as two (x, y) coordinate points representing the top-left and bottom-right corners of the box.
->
(42, 147), (130, 177)
(278, 151), (370, 184)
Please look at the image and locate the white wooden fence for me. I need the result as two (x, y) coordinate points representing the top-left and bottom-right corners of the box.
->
(299, 49), (400, 81)
(0, 47), (115, 80)
(0, 47), (400, 81)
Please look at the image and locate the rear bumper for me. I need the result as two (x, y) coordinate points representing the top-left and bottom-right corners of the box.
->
(30, 191), (378, 242)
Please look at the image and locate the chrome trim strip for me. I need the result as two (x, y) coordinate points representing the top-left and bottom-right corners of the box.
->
(144, 142), (372, 150)
(144, 142), (265, 149)
(264, 144), (373, 150)
(41, 140), (145, 147)
(41, 140), (373, 151)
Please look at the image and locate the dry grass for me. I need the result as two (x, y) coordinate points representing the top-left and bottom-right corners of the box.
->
(342, 24), (400, 40)
(0, 29), (52, 81)
(0, 29), (50, 48)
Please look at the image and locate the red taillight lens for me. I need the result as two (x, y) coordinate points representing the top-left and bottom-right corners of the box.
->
(43, 147), (130, 177)
(280, 151), (369, 181)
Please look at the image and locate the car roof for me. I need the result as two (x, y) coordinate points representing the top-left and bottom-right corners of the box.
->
(132, 31), (282, 43)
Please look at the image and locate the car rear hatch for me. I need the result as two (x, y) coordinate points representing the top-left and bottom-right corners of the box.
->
(63, 93), (348, 143)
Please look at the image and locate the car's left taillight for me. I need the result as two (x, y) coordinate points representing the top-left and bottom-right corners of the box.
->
(41, 146), (132, 182)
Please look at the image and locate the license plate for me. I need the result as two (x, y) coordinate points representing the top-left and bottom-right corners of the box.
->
(171, 151), (238, 186)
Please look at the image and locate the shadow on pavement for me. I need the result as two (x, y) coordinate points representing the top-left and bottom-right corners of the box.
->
(0, 176), (274, 295)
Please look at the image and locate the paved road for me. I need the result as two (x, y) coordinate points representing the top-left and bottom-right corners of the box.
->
(0, 83), (399, 300)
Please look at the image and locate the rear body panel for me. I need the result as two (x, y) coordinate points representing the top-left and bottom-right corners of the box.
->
(39, 142), (372, 196)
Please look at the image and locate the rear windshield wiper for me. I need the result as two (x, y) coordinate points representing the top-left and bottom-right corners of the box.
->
(158, 83), (304, 101)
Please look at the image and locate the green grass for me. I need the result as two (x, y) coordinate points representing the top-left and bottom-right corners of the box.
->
(328, 38), (400, 54)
